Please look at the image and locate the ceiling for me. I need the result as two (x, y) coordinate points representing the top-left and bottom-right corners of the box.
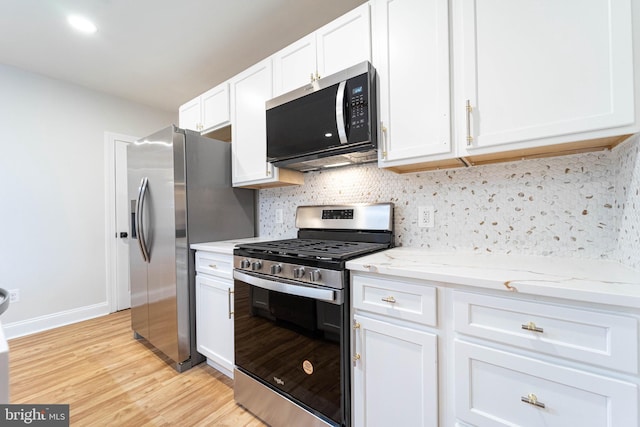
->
(0, 0), (366, 112)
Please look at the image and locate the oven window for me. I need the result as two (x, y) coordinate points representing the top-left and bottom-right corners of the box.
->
(234, 279), (343, 424)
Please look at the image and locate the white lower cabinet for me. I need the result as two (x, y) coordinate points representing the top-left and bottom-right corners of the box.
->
(351, 273), (439, 426)
(195, 251), (235, 378)
(455, 340), (638, 427)
(452, 290), (640, 426)
(350, 271), (640, 426)
(352, 314), (438, 427)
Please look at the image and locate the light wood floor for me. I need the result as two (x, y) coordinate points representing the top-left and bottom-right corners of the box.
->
(8, 309), (267, 426)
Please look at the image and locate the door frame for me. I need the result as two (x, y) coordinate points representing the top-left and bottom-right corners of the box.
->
(104, 131), (138, 313)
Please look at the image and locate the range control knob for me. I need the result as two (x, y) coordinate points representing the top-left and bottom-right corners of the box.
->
(270, 264), (282, 274)
(293, 267), (306, 279)
(251, 261), (263, 271)
(309, 269), (321, 282)
(240, 259), (251, 269)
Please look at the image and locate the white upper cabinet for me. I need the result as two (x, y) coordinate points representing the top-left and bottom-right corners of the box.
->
(178, 82), (230, 133)
(272, 3), (371, 96)
(200, 83), (230, 131)
(230, 58), (303, 188)
(272, 34), (317, 96)
(316, 3), (371, 80)
(373, 0), (454, 171)
(455, 0), (637, 157)
(372, 0), (639, 172)
(230, 58), (274, 186)
(178, 96), (201, 131)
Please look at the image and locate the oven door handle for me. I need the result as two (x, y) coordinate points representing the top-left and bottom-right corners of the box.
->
(234, 270), (340, 303)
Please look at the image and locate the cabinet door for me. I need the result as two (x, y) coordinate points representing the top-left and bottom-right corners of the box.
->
(230, 58), (276, 186)
(272, 33), (317, 96)
(201, 82), (230, 132)
(178, 96), (201, 131)
(317, 3), (371, 79)
(196, 275), (234, 378)
(457, 0), (635, 151)
(353, 314), (438, 427)
(374, 0), (452, 167)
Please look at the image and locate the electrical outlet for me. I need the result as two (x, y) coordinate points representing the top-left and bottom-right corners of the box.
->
(418, 206), (435, 228)
(9, 289), (20, 303)
(275, 209), (284, 224)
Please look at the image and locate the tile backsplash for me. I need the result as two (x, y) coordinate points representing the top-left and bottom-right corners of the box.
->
(258, 134), (640, 270)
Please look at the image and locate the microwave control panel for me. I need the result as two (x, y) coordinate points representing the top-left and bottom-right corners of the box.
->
(346, 73), (371, 141)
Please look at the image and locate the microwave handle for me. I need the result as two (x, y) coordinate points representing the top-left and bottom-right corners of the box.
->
(336, 81), (348, 144)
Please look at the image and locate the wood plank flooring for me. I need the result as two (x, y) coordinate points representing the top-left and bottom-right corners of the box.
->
(8, 309), (267, 426)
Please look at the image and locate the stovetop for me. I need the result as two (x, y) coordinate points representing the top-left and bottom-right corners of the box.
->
(236, 238), (389, 261)
(234, 204), (394, 285)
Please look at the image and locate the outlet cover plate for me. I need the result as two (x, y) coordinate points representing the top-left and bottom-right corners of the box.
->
(418, 206), (435, 228)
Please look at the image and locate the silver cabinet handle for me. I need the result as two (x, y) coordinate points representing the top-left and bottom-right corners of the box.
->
(521, 321), (544, 333)
(228, 288), (234, 319)
(209, 264), (217, 269)
(521, 393), (546, 409)
(381, 296), (396, 303)
(466, 99), (473, 146)
(336, 80), (348, 144)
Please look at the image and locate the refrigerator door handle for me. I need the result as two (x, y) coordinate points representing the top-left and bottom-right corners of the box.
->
(135, 177), (150, 262)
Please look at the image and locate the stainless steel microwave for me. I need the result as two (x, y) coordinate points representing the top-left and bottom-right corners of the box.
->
(266, 61), (377, 172)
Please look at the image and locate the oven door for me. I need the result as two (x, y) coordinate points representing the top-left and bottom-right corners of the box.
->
(233, 269), (346, 426)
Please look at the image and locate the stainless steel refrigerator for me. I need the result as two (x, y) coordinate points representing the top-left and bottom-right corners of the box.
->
(127, 125), (255, 372)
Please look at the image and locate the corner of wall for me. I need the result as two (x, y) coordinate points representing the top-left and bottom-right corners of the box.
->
(612, 134), (640, 270)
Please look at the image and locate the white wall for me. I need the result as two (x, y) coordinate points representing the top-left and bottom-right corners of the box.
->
(0, 63), (175, 335)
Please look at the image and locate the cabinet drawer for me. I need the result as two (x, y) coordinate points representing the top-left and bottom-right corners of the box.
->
(455, 340), (638, 427)
(195, 251), (233, 279)
(453, 291), (638, 373)
(352, 274), (437, 326)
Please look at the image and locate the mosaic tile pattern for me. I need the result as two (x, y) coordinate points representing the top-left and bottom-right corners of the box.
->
(614, 134), (640, 269)
(258, 136), (640, 270)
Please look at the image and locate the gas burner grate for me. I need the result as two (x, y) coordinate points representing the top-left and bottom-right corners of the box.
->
(238, 238), (388, 261)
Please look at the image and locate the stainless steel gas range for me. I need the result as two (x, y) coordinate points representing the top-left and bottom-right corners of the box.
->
(232, 203), (394, 427)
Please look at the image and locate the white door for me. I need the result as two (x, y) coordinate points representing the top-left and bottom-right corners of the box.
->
(374, 0), (451, 166)
(353, 314), (438, 427)
(105, 132), (138, 312)
(114, 139), (131, 310)
(196, 274), (234, 377)
(316, 3), (371, 78)
(457, 0), (635, 150)
(272, 33), (317, 96)
(178, 96), (201, 131)
(230, 58), (275, 186)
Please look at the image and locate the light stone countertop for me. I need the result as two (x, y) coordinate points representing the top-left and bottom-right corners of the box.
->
(190, 236), (277, 254)
(346, 247), (640, 308)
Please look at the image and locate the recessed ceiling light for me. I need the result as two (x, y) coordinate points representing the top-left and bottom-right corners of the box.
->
(67, 15), (97, 34)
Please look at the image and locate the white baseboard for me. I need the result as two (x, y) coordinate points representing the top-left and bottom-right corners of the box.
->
(2, 303), (111, 340)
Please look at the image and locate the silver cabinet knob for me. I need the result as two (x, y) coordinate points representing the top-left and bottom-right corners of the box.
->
(293, 267), (306, 279)
(270, 264), (282, 274)
(251, 261), (262, 271)
(240, 259), (251, 269)
(309, 269), (321, 282)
